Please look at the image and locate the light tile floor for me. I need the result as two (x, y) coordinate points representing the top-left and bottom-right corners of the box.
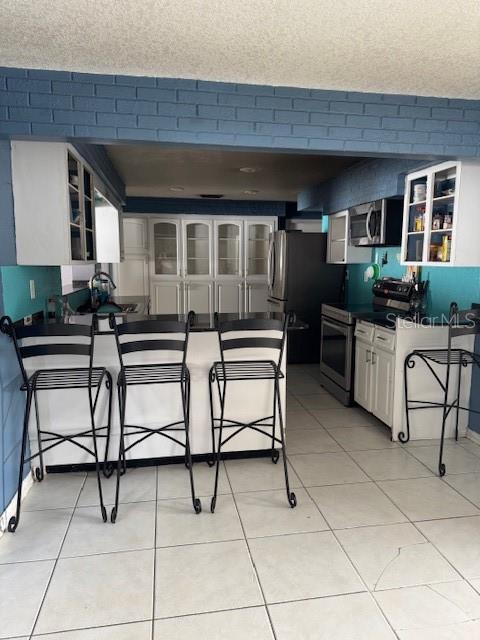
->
(2, 364), (480, 639)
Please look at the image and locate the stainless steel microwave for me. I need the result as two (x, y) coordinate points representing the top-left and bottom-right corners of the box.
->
(349, 198), (403, 247)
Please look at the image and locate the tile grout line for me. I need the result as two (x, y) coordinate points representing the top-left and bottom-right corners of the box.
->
(289, 456), (401, 640)
(28, 472), (88, 640)
(151, 465), (159, 640)
(332, 441), (475, 598)
(223, 459), (278, 640)
(290, 468), (401, 637)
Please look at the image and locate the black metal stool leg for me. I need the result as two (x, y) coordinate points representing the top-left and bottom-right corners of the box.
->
(88, 386), (107, 523)
(8, 389), (33, 533)
(271, 380), (279, 464)
(454, 362), (462, 442)
(111, 382), (127, 523)
(182, 375), (201, 513)
(275, 377), (296, 508)
(210, 379), (226, 513)
(103, 372), (114, 478)
(33, 389), (45, 481)
(207, 369), (216, 467)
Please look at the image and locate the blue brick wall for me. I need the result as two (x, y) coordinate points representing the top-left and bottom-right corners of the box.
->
(0, 67), (479, 157)
(298, 158), (422, 213)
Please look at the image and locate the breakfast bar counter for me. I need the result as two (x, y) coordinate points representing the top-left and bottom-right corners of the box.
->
(25, 311), (304, 470)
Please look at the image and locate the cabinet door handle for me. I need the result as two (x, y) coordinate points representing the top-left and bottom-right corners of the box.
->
(371, 351), (376, 364)
(377, 335), (387, 341)
(366, 350), (371, 363)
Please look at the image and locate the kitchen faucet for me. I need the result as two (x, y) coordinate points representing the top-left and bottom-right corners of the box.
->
(89, 271), (117, 308)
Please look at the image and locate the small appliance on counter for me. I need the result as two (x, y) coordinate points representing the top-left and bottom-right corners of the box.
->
(320, 276), (427, 405)
(267, 231), (346, 363)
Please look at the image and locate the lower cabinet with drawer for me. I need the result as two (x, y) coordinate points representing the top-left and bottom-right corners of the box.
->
(354, 321), (395, 427)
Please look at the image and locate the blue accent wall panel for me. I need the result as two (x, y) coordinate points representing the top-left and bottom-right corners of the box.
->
(0, 265), (62, 321)
(0, 330), (25, 513)
(0, 67), (479, 158)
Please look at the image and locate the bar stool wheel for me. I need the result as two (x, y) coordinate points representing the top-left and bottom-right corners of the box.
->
(271, 450), (279, 464)
(210, 496), (216, 513)
(439, 463), (446, 477)
(110, 506), (118, 523)
(206, 458), (215, 468)
(101, 505), (107, 523)
(194, 498), (202, 514)
(288, 492), (297, 508)
(35, 467), (44, 481)
(7, 516), (18, 533)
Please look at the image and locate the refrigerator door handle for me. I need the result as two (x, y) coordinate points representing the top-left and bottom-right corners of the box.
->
(267, 238), (273, 293)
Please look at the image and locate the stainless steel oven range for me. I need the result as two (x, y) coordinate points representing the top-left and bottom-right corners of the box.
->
(319, 277), (426, 405)
(319, 304), (357, 406)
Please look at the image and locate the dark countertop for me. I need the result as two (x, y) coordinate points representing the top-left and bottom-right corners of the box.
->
(65, 296), (308, 334)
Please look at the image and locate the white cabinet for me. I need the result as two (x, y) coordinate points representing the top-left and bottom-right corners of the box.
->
(113, 217), (150, 298)
(151, 218), (182, 278)
(215, 221), (243, 278)
(371, 347), (395, 426)
(354, 321), (395, 427)
(216, 281), (243, 314)
(245, 220), (274, 279)
(326, 210), (372, 264)
(146, 215), (276, 315)
(151, 281), (183, 315)
(354, 339), (372, 410)
(183, 220), (213, 279)
(11, 141), (109, 265)
(123, 218), (148, 253)
(95, 191), (120, 264)
(113, 254), (149, 297)
(401, 160), (480, 266)
(245, 282), (269, 313)
(185, 281), (214, 314)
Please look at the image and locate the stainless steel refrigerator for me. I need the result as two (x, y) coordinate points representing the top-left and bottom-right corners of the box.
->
(267, 231), (346, 363)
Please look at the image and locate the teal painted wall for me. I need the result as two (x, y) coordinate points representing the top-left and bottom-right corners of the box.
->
(0, 266), (62, 322)
(346, 249), (480, 317)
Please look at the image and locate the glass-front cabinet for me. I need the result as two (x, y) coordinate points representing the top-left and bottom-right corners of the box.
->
(183, 220), (212, 278)
(215, 221), (242, 278)
(401, 160), (480, 267)
(152, 219), (181, 277)
(245, 220), (273, 278)
(67, 150), (96, 262)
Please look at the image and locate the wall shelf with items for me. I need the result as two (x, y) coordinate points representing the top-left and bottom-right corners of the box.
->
(401, 160), (480, 267)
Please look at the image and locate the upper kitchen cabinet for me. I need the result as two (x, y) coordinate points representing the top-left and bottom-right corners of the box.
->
(123, 217), (148, 254)
(401, 161), (480, 266)
(326, 211), (372, 264)
(151, 218), (181, 278)
(215, 220), (243, 278)
(11, 141), (119, 265)
(183, 220), (213, 279)
(245, 219), (274, 279)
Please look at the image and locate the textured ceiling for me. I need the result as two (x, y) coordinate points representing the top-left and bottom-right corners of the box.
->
(106, 145), (358, 200)
(1, 1), (480, 98)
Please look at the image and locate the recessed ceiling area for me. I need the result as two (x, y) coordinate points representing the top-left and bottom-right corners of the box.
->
(1, 1), (479, 98)
(105, 145), (359, 201)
